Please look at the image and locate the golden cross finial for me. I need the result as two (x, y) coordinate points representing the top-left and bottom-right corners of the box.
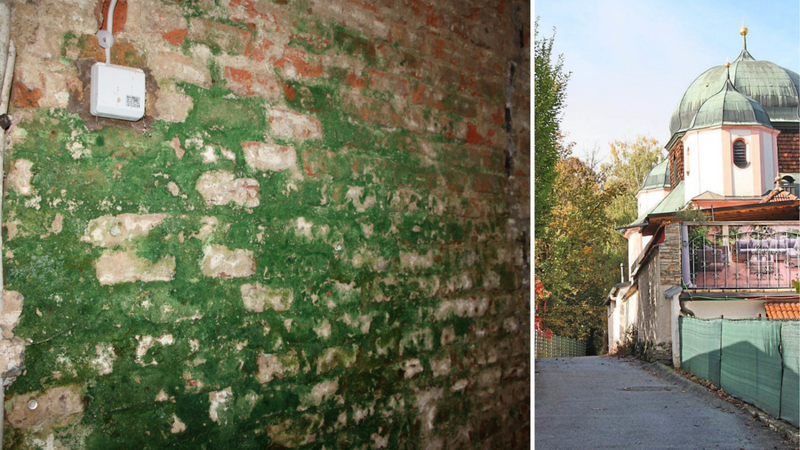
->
(740, 18), (748, 50)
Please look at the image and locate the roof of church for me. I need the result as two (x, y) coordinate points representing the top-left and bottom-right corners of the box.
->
(669, 45), (799, 137)
(687, 78), (773, 130)
(649, 181), (686, 216)
(639, 159), (671, 191)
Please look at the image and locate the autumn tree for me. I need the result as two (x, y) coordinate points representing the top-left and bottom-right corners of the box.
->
(601, 136), (665, 227)
(534, 17), (570, 235)
(535, 154), (617, 352)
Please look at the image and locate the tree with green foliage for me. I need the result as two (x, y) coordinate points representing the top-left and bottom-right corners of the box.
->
(535, 136), (667, 354)
(601, 136), (665, 228)
(535, 152), (617, 352)
(534, 18), (570, 235)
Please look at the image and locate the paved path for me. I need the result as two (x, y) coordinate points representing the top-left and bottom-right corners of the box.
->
(535, 356), (794, 449)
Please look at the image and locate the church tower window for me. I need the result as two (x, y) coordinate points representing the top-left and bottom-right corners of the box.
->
(733, 140), (747, 168)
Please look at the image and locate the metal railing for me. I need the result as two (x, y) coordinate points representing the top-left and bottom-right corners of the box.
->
(534, 332), (587, 358)
(683, 222), (800, 290)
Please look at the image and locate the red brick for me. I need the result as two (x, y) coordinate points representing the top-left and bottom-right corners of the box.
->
(480, 148), (505, 173)
(342, 92), (400, 128)
(247, 39), (275, 63)
(189, 19), (252, 55)
(368, 70), (409, 97)
(346, 73), (368, 89)
(411, 83), (430, 105)
(224, 66), (281, 100)
(475, 174), (496, 194)
(465, 123), (485, 145)
(110, 41), (145, 67)
(272, 48), (323, 78)
(98, 0), (127, 33)
(11, 78), (41, 108)
(464, 198), (487, 218)
(163, 29), (188, 46)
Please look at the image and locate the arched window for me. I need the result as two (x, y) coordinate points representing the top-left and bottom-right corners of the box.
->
(733, 140), (747, 168)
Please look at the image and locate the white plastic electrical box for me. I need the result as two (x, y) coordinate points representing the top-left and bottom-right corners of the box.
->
(90, 63), (146, 121)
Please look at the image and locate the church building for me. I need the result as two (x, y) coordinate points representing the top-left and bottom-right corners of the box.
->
(606, 23), (800, 359)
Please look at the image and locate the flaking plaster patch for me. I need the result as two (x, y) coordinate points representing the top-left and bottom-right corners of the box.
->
(166, 181), (181, 196)
(0, 290), (24, 339)
(267, 108), (322, 140)
(196, 170), (260, 208)
(345, 186), (377, 212)
(201, 245), (255, 278)
(0, 337), (25, 379)
(257, 352), (299, 383)
(402, 358), (424, 379)
(400, 250), (433, 270)
(7, 159), (34, 196)
(241, 283), (294, 312)
(307, 377), (339, 406)
(208, 387), (233, 425)
(190, 216), (218, 241)
(7, 385), (83, 430)
(81, 214), (168, 248)
(171, 136), (185, 159)
(171, 414), (187, 433)
(92, 343), (116, 376)
(242, 141), (297, 172)
(295, 217), (313, 238)
(135, 334), (174, 366)
(314, 320), (331, 340)
(95, 250), (176, 285)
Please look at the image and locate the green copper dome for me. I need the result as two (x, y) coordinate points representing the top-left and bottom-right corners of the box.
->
(669, 49), (799, 136)
(687, 78), (772, 130)
(639, 158), (670, 191)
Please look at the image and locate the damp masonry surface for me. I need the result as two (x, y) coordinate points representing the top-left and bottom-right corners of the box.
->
(0, 0), (530, 448)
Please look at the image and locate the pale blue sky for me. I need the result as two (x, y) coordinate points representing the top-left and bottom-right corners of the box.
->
(535, 0), (800, 164)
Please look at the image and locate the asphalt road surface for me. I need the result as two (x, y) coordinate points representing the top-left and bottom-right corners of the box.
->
(535, 356), (795, 450)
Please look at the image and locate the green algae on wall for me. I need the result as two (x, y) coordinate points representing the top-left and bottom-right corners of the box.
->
(3, 0), (530, 448)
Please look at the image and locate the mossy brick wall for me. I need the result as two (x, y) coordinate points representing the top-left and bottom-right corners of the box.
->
(2, 0), (530, 448)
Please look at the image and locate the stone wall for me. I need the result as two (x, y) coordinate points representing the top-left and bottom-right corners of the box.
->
(659, 223), (681, 286)
(0, 0), (530, 448)
(636, 224), (681, 363)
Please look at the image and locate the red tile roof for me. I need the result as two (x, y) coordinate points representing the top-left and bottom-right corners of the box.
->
(764, 302), (800, 320)
(760, 187), (799, 204)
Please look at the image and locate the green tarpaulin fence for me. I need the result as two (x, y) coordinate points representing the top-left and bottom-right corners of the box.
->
(680, 317), (799, 427)
(680, 317), (722, 387)
(720, 320), (783, 419)
(780, 321), (799, 427)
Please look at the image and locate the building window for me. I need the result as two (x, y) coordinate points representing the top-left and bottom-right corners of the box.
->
(733, 140), (747, 168)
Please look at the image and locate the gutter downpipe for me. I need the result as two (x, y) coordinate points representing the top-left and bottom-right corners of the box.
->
(0, 1), (13, 447)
